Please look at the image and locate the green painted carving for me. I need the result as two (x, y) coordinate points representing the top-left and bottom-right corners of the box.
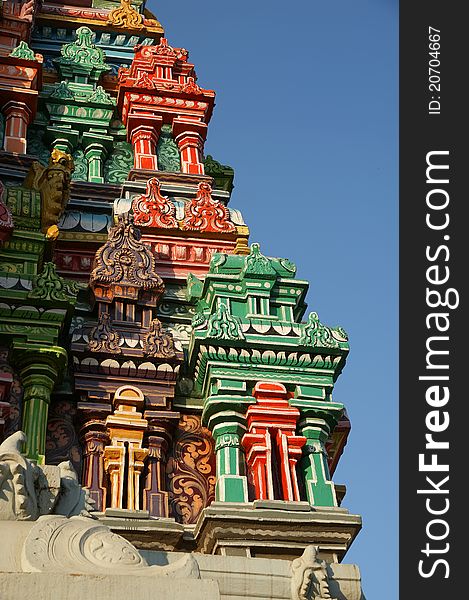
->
(71, 148), (88, 181)
(103, 141), (134, 184)
(88, 85), (114, 105)
(26, 128), (51, 167)
(156, 124), (181, 172)
(28, 262), (79, 303)
(206, 303), (244, 341)
(243, 243), (277, 277)
(55, 26), (110, 83)
(50, 81), (75, 100)
(299, 312), (348, 349)
(9, 41), (37, 61)
(203, 155), (234, 193)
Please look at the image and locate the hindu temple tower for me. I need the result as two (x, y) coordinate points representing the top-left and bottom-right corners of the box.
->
(0, 2), (366, 598)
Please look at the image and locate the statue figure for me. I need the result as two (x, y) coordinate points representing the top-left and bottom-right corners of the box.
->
(291, 546), (338, 600)
(23, 148), (74, 238)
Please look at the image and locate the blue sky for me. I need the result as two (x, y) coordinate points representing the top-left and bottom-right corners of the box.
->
(149, 1), (398, 597)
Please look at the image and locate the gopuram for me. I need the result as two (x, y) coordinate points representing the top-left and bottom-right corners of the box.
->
(0, 2), (365, 598)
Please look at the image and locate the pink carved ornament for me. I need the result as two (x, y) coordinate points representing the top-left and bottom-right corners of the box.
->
(182, 182), (235, 233)
(132, 177), (177, 229)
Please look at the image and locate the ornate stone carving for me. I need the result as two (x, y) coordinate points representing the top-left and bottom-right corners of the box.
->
(206, 303), (244, 340)
(28, 262), (78, 303)
(291, 546), (337, 600)
(299, 313), (348, 349)
(243, 242), (276, 276)
(104, 141), (134, 184)
(132, 177), (177, 229)
(90, 214), (164, 294)
(9, 41), (38, 62)
(167, 415), (216, 524)
(20, 514), (200, 576)
(88, 312), (122, 354)
(23, 148), (74, 236)
(0, 431), (92, 521)
(143, 318), (176, 358)
(156, 125), (181, 172)
(182, 182), (235, 233)
(55, 26), (110, 82)
(107, 0), (145, 30)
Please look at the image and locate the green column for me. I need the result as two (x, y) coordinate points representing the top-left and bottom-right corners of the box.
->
(203, 388), (254, 503)
(290, 392), (344, 508)
(12, 345), (67, 463)
(299, 417), (337, 507)
(84, 143), (106, 183)
(212, 420), (247, 502)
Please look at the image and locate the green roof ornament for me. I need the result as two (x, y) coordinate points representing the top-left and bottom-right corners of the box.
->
(9, 41), (37, 61)
(55, 26), (110, 84)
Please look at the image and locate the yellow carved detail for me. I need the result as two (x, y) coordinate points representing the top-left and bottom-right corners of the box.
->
(234, 225), (251, 255)
(107, 0), (144, 30)
(23, 150), (74, 234)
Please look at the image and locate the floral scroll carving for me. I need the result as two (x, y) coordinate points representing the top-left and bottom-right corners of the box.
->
(167, 414), (216, 524)
(182, 182), (235, 233)
(132, 177), (177, 229)
(90, 213), (164, 294)
(143, 318), (176, 358)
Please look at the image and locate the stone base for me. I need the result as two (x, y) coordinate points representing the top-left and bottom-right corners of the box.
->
(193, 501), (362, 563)
(0, 573), (220, 600)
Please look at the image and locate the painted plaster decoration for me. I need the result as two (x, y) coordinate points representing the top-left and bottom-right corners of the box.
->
(90, 213), (164, 297)
(182, 182), (235, 233)
(143, 318), (176, 358)
(88, 312), (122, 354)
(291, 546), (337, 600)
(206, 303), (244, 341)
(9, 40), (39, 62)
(103, 386), (149, 511)
(0, 431), (93, 521)
(0, 181), (14, 243)
(167, 414), (216, 524)
(132, 177), (177, 229)
(107, 0), (145, 30)
(19, 514), (201, 576)
(299, 312), (349, 349)
(23, 149), (74, 236)
(55, 26), (110, 83)
(243, 242), (277, 277)
(28, 262), (79, 303)
(242, 382), (306, 502)
(156, 124), (181, 172)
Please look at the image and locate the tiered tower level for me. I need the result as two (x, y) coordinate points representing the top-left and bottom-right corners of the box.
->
(0, 0), (362, 575)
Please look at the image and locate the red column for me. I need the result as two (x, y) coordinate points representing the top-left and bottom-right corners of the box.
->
(173, 118), (207, 175)
(2, 101), (31, 154)
(128, 115), (163, 171)
(242, 382), (306, 502)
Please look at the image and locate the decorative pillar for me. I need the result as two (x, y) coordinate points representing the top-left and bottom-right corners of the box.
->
(103, 385), (149, 511)
(129, 116), (163, 171)
(173, 119), (207, 175)
(84, 143), (107, 184)
(203, 391), (253, 503)
(2, 101), (31, 154)
(242, 382), (306, 502)
(12, 346), (67, 463)
(143, 433), (170, 517)
(78, 403), (111, 512)
(290, 391), (345, 507)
